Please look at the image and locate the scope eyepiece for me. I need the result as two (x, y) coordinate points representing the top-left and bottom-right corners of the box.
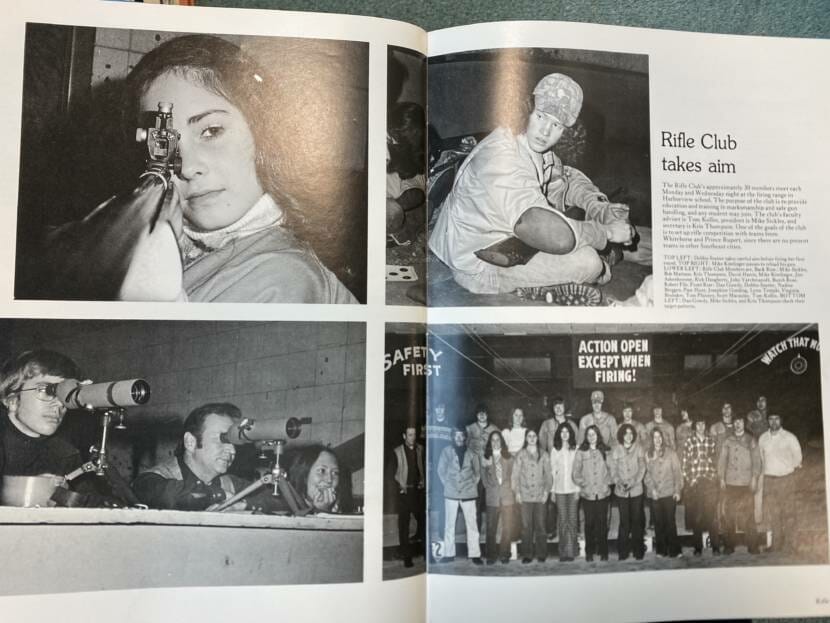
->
(130, 379), (151, 405)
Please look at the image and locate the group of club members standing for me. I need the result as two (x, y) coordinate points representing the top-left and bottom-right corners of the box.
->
(432, 392), (803, 566)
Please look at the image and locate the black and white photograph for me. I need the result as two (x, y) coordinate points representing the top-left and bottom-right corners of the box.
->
(15, 24), (368, 303)
(427, 48), (652, 307)
(383, 324), (428, 579)
(427, 323), (826, 576)
(0, 319), (365, 593)
(386, 46), (427, 306)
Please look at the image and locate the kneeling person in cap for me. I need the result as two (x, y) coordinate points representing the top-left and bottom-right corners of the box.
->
(429, 73), (636, 295)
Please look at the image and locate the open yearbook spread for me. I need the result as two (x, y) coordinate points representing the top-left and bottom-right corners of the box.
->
(0, 1), (828, 622)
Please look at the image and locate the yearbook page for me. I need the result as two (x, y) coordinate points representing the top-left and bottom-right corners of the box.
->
(425, 19), (830, 623)
(0, 1), (428, 622)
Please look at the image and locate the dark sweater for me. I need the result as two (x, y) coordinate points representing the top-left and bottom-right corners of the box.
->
(0, 415), (81, 477)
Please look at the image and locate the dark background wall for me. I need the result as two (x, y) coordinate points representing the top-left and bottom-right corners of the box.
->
(428, 325), (823, 446)
(383, 326), (426, 515)
(428, 49), (651, 226)
(16, 24), (369, 301)
(0, 320), (366, 495)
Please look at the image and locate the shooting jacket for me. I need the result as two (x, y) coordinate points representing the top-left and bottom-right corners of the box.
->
(437, 445), (480, 500)
(511, 447), (552, 503)
(609, 443), (646, 498)
(481, 455), (516, 507)
(572, 447), (612, 500)
(133, 455), (246, 511)
(181, 194), (357, 304)
(644, 448), (683, 500)
(717, 433), (761, 487)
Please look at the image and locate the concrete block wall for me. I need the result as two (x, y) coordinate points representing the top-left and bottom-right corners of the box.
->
(90, 28), (368, 173)
(91, 29), (241, 86)
(5, 320), (365, 483)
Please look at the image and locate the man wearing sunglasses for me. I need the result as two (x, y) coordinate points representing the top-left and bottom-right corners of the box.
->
(0, 349), (82, 477)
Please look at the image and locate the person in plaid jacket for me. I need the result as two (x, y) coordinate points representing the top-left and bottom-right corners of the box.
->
(681, 418), (721, 555)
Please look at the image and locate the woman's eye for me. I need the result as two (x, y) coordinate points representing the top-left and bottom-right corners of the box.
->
(200, 125), (225, 139)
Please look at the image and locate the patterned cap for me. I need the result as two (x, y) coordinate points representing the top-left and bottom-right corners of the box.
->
(532, 73), (583, 127)
(590, 390), (604, 402)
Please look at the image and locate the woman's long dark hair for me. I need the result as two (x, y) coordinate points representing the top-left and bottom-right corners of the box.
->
(578, 424), (609, 459)
(553, 422), (576, 451)
(521, 429), (544, 462)
(648, 428), (666, 461)
(507, 407), (525, 430)
(617, 422), (638, 446)
(284, 444), (351, 513)
(484, 430), (510, 460)
(125, 35), (299, 226)
(387, 101), (425, 180)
